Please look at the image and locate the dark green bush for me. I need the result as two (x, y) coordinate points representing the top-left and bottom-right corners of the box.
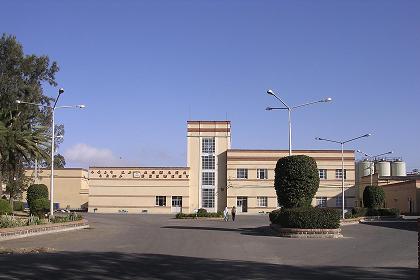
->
(269, 207), (341, 229)
(345, 207), (369, 219)
(27, 184), (49, 212)
(30, 198), (50, 218)
(13, 201), (24, 211)
(275, 155), (320, 208)
(367, 208), (400, 217)
(197, 208), (207, 215)
(0, 199), (12, 215)
(363, 186), (385, 208)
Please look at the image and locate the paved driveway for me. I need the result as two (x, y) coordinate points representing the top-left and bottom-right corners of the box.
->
(0, 213), (417, 279)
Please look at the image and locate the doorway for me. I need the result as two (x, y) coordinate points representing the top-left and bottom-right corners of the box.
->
(171, 196), (182, 213)
(237, 196), (248, 213)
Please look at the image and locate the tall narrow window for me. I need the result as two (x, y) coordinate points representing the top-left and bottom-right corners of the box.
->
(257, 169), (268, 179)
(202, 155), (215, 170)
(202, 138), (215, 153)
(319, 169), (327, 180)
(202, 172), (215, 186)
(202, 189), (215, 208)
(237, 169), (248, 179)
(335, 169), (347, 179)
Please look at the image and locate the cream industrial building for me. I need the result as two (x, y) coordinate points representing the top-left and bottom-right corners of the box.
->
(17, 120), (360, 214)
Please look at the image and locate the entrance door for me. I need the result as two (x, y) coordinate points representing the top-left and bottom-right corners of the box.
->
(171, 196), (182, 213)
(237, 197), (248, 213)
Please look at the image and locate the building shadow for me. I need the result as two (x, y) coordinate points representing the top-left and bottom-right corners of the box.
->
(162, 225), (278, 237)
(361, 221), (417, 232)
(0, 252), (415, 280)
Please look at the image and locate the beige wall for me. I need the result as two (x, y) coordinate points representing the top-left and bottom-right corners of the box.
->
(187, 121), (231, 212)
(227, 149), (356, 213)
(24, 168), (89, 210)
(88, 167), (190, 214)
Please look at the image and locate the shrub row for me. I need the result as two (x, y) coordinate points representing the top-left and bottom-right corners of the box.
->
(344, 207), (400, 219)
(0, 215), (47, 228)
(175, 211), (223, 219)
(269, 207), (341, 229)
(50, 213), (83, 223)
(0, 199), (12, 215)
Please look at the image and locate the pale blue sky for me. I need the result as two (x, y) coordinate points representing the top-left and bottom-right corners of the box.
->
(2, 1), (419, 170)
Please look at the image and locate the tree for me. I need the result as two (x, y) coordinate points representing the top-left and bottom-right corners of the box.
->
(363, 186), (385, 209)
(0, 33), (59, 201)
(274, 155), (320, 208)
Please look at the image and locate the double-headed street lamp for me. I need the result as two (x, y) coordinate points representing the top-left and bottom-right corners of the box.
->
(16, 88), (85, 217)
(356, 150), (393, 186)
(266, 89), (332, 156)
(315, 134), (371, 219)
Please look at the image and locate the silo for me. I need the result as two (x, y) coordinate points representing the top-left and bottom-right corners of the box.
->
(391, 160), (406, 176)
(375, 160), (391, 176)
(359, 160), (374, 178)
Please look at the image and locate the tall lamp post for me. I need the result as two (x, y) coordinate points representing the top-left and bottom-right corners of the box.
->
(315, 134), (371, 219)
(266, 89), (332, 156)
(16, 88), (85, 217)
(356, 150), (393, 186)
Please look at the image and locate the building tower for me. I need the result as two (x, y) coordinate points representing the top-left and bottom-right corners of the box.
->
(187, 121), (231, 212)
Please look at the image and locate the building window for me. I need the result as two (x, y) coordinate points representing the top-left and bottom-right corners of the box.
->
(336, 196), (343, 207)
(237, 169), (248, 179)
(202, 155), (215, 170)
(202, 138), (215, 153)
(202, 172), (215, 186)
(155, 196), (166, 206)
(257, 196), (268, 207)
(316, 197), (327, 208)
(202, 189), (215, 208)
(319, 169), (327, 179)
(335, 169), (347, 179)
(257, 169), (268, 180)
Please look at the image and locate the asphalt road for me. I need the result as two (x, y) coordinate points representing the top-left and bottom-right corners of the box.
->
(0, 213), (417, 279)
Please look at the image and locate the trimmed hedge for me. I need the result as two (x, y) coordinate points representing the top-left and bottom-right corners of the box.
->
(30, 198), (50, 218)
(176, 211), (223, 219)
(275, 155), (320, 208)
(269, 207), (341, 229)
(344, 207), (400, 218)
(27, 184), (49, 213)
(50, 213), (83, 223)
(363, 186), (385, 208)
(0, 199), (12, 215)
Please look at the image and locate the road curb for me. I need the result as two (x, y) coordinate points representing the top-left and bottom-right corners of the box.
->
(0, 219), (89, 242)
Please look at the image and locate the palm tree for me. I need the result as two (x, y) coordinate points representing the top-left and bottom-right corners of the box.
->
(0, 109), (49, 202)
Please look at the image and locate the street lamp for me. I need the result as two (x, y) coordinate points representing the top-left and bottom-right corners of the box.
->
(16, 88), (85, 217)
(266, 89), (332, 156)
(315, 133), (371, 219)
(356, 150), (393, 186)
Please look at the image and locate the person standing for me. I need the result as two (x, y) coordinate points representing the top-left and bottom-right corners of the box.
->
(231, 206), (236, 222)
(223, 207), (229, 221)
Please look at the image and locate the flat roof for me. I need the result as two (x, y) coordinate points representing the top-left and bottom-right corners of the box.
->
(228, 149), (354, 153)
(187, 120), (230, 124)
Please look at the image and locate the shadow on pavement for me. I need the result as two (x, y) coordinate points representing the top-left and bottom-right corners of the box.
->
(0, 252), (415, 280)
(162, 225), (277, 237)
(361, 220), (417, 232)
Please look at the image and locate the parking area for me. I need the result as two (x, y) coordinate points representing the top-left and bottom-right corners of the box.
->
(0, 213), (417, 279)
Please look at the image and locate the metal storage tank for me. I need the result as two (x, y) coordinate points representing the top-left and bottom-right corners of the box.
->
(391, 160), (406, 176)
(375, 160), (391, 176)
(359, 160), (374, 178)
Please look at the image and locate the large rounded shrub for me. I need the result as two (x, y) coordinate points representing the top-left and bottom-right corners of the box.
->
(275, 155), (320, 208)
(0, 199), (12, 215)
(27, 184), (49, 211)
(363, 185), (385, 208)
(269, 207), (341, 229)
(30, 198), (50, 218)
